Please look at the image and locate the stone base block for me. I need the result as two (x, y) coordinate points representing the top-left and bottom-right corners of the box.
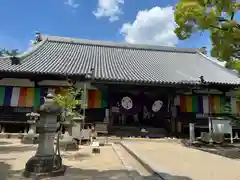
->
(98, 139), (105, 146)
(21, 134), (38, 144)
(0, 133), (27, 139)
(5, 133), (12, 139)
(24, 165), (66, 179)
(60, 139), (79, 151)
(201, 133), (225, 144)
(92, 147), (100, 153)
(23, 155), (66, 178)
(18, 133), (25, 139)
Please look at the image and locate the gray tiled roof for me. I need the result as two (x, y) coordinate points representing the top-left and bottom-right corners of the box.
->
(1, 35), (240, 85)
(0, 55), (14, 68)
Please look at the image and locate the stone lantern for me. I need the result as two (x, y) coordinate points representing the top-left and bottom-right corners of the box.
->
(23, 93), (66, 178)
(72, 116), (84, 138)
(59, 113), (80, 151)
(21, 112), (40, 144)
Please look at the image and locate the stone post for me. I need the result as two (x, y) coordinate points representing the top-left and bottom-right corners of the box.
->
(72, 116), (83, 139)
(0, 125), (5, 133)
(29, 123), (37, 134)
(23, 93), (66, 178)
(59, 118), (79, 151)
(189, 123), (195, 144)
(208, 116), (213, 144)
(234, 132), (239, 139)
(104, 109), (109, 124)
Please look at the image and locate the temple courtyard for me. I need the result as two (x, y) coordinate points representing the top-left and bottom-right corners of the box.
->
(0, 139), (240, 180)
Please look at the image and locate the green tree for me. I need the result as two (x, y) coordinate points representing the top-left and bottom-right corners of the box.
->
(174, 0), (240, 70)
(4, 49), (19, 56)
(0, 48), (5, 57)
(0, 48), (19, 57)
(53, 86), (83, 157)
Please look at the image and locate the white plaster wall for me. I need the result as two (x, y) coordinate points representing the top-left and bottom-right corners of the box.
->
(38, 80), (70, 87)
(176, 88), (236, 96)
(0, 79), (97, 90)
(39, 80), (97, 89)
(75, 82), (97, 89)
(0, 78), (34, 87)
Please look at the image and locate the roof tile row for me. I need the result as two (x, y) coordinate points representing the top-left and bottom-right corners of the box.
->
(0, 35), (239, 85)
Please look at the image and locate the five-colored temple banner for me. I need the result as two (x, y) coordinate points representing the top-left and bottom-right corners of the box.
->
(0, 87), (5, 105)
(87, 89), (108, 108)
(2, 86), (239, 112)
(0, 86), (46, 107)
(47, 87), (108, 109)
(175, 95), (240, 114)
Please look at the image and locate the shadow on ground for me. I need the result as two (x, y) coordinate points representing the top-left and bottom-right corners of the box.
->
(181, 139), (240, 160)
(62, 152), (92, 161)
(0, 141), (12, 145)
(63, 167), (193, 180)
(0, 162), (23, 180)
(0, 162), (193, 180)
(0, 145), (36, 154)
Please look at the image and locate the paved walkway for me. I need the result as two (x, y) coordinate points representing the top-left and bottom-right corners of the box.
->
(122, 141), (240, 180)
(112, 143), (161, 180)
(0, 139), (132, 180)
(0, 139), (158, 180)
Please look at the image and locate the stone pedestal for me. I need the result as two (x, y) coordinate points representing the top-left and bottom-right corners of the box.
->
(59, 121), (79, 151)
(23, 93), (66, 178)
(0, 125), (5, 133)
(60, 132), (79, 151)
(189, 123), (195, 144)
(234, 132), (239, 139)
(21, 123), (37, 144)
(0, 126), (5, 138)
(72, 116), (83, 140)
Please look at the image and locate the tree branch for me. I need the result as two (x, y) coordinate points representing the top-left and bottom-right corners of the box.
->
(210, 25), (229, 31)
(231, 12), (235, 20)
(217, 17), (228, 22)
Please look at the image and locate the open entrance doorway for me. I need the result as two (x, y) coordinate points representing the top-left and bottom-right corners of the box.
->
(109, 91), (170, 137)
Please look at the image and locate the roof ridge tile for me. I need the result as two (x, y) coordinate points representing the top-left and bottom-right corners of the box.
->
(17, 39), (48, 61)
(197, 51), (239, 77)
(42, 34), (198, 53)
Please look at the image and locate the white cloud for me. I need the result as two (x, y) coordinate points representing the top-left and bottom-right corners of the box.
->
(64, 0), (79, 8)
(93, 0), (124, 22)
(120, 6), (178, 46)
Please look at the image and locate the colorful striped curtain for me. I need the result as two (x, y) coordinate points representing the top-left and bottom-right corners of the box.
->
(0, 86), (46, 107)
(202, 96), (209, 114)
(179, 95), (227, 114)
(87, 89), (108, 108)
(237, 103), (240, 114)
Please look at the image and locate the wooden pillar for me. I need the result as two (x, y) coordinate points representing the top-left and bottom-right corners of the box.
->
(104, 108), (110, 124)
(171, 106), (177, 133)
(177, 120), (182, 133)
(108, 107), (113, 127)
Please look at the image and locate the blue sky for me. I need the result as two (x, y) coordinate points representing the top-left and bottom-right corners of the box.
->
(0, 0), (211, 52)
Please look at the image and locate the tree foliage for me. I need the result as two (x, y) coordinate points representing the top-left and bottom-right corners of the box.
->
(54, 87), (83, 124)
(0, 48), (19, 57)
(0, 49), (3, 57)
(53, 86), (83, 159)
(174, 0), (240, 68)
